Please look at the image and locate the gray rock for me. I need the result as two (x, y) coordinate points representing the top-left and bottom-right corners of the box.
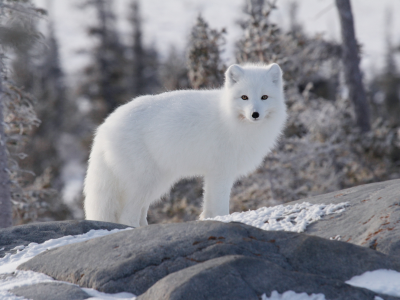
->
(11, 282), (90, 300)
(0, 220), (129, 258)
(138, 255), (396, 300)
(286, 179), (400, 255)
(18, 221), (400, 297)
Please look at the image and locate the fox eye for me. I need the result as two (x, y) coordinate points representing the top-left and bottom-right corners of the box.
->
(241, 95), (249, 100)
(261, 95), (269, 100)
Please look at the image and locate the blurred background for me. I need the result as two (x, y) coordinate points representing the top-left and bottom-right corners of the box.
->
(1, 0), (399, 226)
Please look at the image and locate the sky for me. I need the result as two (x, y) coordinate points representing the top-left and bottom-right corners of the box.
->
(33, 0), (400, 82)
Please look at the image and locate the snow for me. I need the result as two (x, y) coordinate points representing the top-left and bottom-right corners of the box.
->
(83, 288), (136, 300)
(0, 271), (54, 300)
(261, 291), (326, 300)
(0, 228), (135, 300)
(1, 210), (400, 299)
(0, 228), (132, 274)
(207, 201), (349, 233)
(0, 270), (138, 300)
(346, 269), (400, 297)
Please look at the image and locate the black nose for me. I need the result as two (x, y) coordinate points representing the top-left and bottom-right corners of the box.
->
(252, 112), (260, 119)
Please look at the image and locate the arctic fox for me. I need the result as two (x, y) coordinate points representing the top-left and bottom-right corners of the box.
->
(84, 63), (287, 227)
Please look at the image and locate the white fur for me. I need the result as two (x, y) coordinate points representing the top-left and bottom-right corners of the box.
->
(84, 63), (287, 227)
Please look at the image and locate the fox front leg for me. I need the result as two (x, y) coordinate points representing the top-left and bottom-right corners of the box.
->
(200, 174), (234, 219)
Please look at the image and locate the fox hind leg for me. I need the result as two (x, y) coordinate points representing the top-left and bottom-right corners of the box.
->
(118, 172), (172, 227)
(139, 204), (149, 226)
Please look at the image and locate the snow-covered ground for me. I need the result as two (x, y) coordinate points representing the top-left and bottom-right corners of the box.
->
(0, 228), (136, 300)
(206, 201), (349, 233)
(346, 269), (400, 298)
(1, 202), (400, 299)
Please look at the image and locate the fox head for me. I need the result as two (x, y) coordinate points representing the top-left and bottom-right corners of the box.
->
(224, 63), (286, 124)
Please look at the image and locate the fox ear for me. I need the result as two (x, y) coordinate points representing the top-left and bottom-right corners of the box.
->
(225, 64), (244, 86)
(267, 63), (282, 86)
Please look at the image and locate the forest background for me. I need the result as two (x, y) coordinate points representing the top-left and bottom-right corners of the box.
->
(1, 0), (399, 226)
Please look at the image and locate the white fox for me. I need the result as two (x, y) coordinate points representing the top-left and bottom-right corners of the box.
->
(84, 63), (287, 227)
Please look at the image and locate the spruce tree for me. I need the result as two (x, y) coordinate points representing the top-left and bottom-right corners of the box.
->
(80, 0), (128, 122)
(160, 47), (190, 91)
(0, 0), (44, 227)
(128, 0), (159, 97)
(187, 15), (226, 89)
(129, 0), (145, 96)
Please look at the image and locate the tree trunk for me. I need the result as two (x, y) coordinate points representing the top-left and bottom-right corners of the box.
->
(0, 0), (12, 228)
(131, 0), (145, 96)
(335, 0), (371, 132)
(0, 60), (12, 228)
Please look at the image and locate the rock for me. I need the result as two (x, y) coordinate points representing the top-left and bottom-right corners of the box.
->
(0, 220), (129, 258)
(285, 179), (400, 256)
(10, 282), (90, 300)
(18, 221), (400, 298)
(5, 180), (400, 299)
(138, 255), (392, 300)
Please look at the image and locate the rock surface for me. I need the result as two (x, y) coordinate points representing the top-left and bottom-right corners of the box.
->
(11, 282), (90, 300)
(138, 255), (393, 300)
(286, 179), (400, 255)
(0, 220), (129, 258)
(18, 221), (400, 299)
(3, 179), (400, 299)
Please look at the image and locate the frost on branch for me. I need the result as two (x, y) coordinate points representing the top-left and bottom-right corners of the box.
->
(0, 0), (63, 225)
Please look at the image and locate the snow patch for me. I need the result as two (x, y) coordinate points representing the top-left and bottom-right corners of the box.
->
(261, 290), (326, 300)
(83, 288), (136, 300)
(0, 228), (133, 300)
(0, 270), (138, 300)
(0, 271), (54, 300)
(207, 202), (349, 233)
(346, 269), (400, 297)
(0, 228), (132, 274)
